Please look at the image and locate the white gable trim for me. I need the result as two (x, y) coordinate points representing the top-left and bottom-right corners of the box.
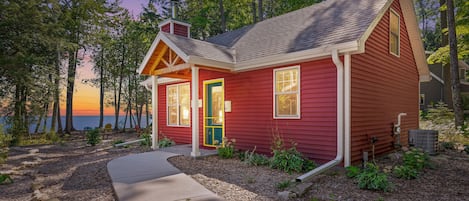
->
(430, 72), (444, 84)
(138, 33), (190, 75)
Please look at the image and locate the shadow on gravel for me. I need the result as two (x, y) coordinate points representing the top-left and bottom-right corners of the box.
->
(62, 159), (112, 191)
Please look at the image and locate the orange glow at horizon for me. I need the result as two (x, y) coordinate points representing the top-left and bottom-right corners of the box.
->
(60, 55), (122, 116)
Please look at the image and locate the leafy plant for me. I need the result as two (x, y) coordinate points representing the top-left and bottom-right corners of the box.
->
(356, 163), (391, 192)
(441, 141), (455, 150)
(86, 129), (101, 146)
(393, 165), (419, 179)
(276, 180), (291, 190)
(270, 134), (316, 173)
(426, 102), (454, 124)
(403, 148), (429, 171)
(0, 125), (12, 164)
(217, 138), (235, 159)
(158, 134), (175, 148)
(346, 166), (361, 178)
(140, 133), (152, 146)
(0, 174), (13, 185)
(242, 147), (270, 166)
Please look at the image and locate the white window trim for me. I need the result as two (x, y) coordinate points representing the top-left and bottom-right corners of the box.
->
(166, 82), (191, 127)
(389, 9), (400, 57)
(273, 66), (301, 119)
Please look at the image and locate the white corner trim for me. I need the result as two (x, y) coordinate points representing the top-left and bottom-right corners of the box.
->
(137, 34), (162, 74)
(187, 56), (235, 69)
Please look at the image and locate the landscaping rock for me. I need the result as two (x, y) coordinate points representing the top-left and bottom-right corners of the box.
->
(277, 191), (291, 200)
(290, 182), (313, 197)
(32, 190), (50, 201)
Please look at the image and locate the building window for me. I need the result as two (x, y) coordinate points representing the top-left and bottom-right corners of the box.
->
(459, 68), (467, 82)
(389, 9), (400, 56)
(274, 66), (300, 118)
(167, 83), (190, 126)
(420, 94), (425, 106)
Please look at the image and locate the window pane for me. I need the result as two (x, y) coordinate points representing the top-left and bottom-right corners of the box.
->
(211, 86), (223, 125)
(390, 13), (399, 33)
(179, 84), (190, 125)
(276, 94), (298, 116)
(168, 106), (178, 125)
(167, 86), (177, 105)
(390, 34), (398, 54)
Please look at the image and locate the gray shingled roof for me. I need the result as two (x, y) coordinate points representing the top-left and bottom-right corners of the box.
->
(165, 0), (388, 64)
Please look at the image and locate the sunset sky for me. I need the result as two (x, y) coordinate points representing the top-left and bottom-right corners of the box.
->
(70, 0), (147, 116)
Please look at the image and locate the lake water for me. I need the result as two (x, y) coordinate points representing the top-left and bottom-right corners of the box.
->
(0, 115), (150, 133)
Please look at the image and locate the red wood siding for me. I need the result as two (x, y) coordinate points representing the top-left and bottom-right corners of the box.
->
(158, 83), (191, 144)
(350, 0), (419, 163)
(174, 23), (189, 37)
(161, 24), (170, 33)
(198, 59), (337, 162)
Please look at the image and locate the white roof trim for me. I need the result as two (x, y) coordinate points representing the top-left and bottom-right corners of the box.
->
(233, 40), (360, 72)
(459, 60), (469, 70)
(158, 19), (192, 28)
(357, 0), (394, 53)
(140, 77), (185, 89)
(187, 56), (235, 69)
(138, 33), (190, 75)
(400, 0), (430, 82)
(430, 72), (444, 84)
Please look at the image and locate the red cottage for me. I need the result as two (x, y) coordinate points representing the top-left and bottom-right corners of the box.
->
(138, 0), (430, 172)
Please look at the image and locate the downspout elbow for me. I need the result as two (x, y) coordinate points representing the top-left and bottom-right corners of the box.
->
(296, 49), (344, 182)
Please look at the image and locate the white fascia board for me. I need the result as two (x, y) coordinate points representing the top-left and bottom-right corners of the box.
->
(139, 77), (184, 89)
(137, 33), (162, 75)
(459, 60), (469, 70)
(137, 33), (190, 75)
(429, 72), (443, 84)
(357, 0), (393, 51)
(233, 41), (360, 72)
(187, 56), (235, 70)
(400, 0), (430, 82)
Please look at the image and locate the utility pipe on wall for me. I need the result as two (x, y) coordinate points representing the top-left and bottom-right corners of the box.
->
(296, 49), (344, 182)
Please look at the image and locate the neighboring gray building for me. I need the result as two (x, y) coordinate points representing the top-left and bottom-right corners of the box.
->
(420, 60), (469, 110)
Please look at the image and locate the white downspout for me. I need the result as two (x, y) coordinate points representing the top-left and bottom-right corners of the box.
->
(296, 49), (344, 182)
(344, 53), (351, 167)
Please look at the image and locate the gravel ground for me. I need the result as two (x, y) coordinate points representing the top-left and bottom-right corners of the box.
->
(1, 135), (468, 201)
(169, 150), (469, 201)
(0, 133), (149, 201)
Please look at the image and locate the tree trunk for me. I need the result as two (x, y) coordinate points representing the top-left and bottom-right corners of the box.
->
(99, 47), (105, 128)
(51, 46), (61, 134)
(219, 0), (226, 32)
(258, 0), (263, 21)
(123, 108), (128, 132)
(42, 102), (49, 133)
(447, 0), (464, 126)
(65, 49), (78, 133)
(440, 0), (453, 108)
(115, 42), (125, 130)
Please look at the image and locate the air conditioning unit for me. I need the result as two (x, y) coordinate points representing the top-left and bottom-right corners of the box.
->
(408, 129), (438, 155)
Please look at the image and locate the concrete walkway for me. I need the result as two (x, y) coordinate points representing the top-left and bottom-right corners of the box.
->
(107, 150), (223, 201)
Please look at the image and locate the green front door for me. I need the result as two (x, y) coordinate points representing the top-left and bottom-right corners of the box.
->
(204, 79), (224, 147)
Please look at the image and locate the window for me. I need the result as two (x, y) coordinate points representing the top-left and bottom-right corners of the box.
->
(167, 83), (190, 126)
(389, 9), (400, 56)
(420, 94), (425, 106)
(459, 68), (467, 82)
(274, 66), (300, 118)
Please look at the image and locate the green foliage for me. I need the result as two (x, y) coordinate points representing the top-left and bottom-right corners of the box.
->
(217, 138), (235, 159)
(0, 125), (12, 164)
(158, 135), (176, 148)
(356, 163), (391, 192)
(270, 134), (316, 173)
(243, 148), (270, 166)
(393, 165), (419, 179)
(464, 145), (469, 154)
(86, 129), (101, 146)
(345, 166), (361, 178)
(426, 102), (454, 124)
(403, 148), (430, 171)
(140, 133), (152, 146)
(276, 180), (292, 190)
(0, 174), (13, 185)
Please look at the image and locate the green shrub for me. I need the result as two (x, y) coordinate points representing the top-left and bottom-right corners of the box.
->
(270, 135), (316, 173)
(393, 165), (419, 179)
(86, 129), (101, 146)
(346, 166), (361, 178)
(0, 125), (12, 164)
(46, 132), (61, 143)
(441, 141), (455, 150)
(140, 133), (152, 146)
(276, 180), (291, 190)
(403, 148), (429, 171)
(0, 174), (13, 185)
(426, 102), (454, 124)
(158, 135), (175, 148)
(244, 148), (270, 166)
(217, 138), (235, 159)
(464, 145), (469, 154)
(356, 163), (391, 192)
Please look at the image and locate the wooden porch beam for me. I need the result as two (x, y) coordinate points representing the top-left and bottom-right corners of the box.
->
(149, 45), (169, 74)
(197, 65), (234, 74)
(153, 63), (191, 76)
(163, 73), (191, 80)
